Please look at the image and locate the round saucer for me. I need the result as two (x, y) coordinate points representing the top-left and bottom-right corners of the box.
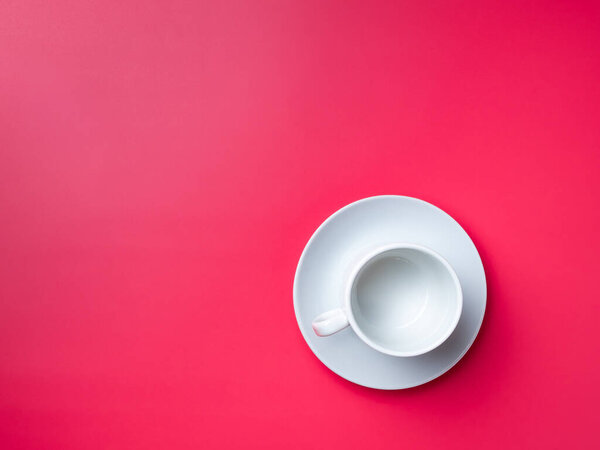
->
(293, 196), (486, 389)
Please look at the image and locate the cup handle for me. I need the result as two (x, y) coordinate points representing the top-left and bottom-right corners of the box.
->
(312, 308), (350, 336)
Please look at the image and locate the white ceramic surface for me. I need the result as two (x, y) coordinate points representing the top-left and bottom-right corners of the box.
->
(311, 243), (463, 357)
(293, 195), (486, 389)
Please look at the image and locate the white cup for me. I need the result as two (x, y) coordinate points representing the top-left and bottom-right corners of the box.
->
(312, 243), (462, 357)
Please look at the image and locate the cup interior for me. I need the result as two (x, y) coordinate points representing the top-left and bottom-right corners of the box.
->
(349, 246), (461, 356)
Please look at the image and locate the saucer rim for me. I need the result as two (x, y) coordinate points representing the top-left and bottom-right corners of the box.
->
(293, 195), (487, 390)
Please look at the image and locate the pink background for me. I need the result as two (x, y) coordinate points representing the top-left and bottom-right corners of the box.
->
(1, 1), (599, 448)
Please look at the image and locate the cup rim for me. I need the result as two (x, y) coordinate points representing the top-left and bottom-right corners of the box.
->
(344, 243), (463, 357)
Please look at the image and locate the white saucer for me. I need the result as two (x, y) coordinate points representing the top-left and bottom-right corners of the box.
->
(293, 196), (486, 389)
